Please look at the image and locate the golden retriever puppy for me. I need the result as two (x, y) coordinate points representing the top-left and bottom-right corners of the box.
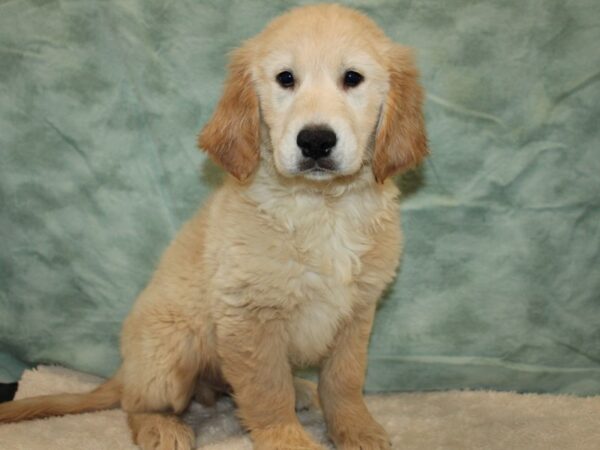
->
(0, 4), (428, 449)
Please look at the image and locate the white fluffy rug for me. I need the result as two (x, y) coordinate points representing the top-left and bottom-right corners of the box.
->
(0, 366), (599, 449)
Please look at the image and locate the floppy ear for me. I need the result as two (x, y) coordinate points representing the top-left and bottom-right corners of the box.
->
(198, 48), (260, 181)
(373, 46), (429, 183)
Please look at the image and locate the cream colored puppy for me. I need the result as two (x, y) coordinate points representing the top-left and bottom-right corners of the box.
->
(0, 4), (428, 450)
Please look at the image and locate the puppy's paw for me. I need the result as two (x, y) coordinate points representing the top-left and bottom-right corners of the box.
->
(293, 377), (320, 411)
(131, 413), (195, 450)
(331, 419), (391, 450)
(136, 423), (194, 450)
(253, 423), (326, 450)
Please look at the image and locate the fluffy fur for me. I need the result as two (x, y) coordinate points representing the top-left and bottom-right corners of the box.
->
(0, 4), (428, 450)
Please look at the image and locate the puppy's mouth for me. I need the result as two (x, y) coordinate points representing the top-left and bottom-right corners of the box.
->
(297, 158), (338, 176)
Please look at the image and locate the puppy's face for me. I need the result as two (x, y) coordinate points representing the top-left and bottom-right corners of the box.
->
(253, 32), (388, 180)
(199, 5), (428, 184)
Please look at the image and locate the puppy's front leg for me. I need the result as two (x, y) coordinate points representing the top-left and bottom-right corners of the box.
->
(217, 315), (324, 450)
(319, 304), (391, 450)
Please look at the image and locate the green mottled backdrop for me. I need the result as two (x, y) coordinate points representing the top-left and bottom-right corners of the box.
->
(1, 0), (599, 393)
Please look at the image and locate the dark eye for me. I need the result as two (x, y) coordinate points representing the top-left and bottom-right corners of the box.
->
(276, 71), (295, 88)
(343, 70), (364, 88)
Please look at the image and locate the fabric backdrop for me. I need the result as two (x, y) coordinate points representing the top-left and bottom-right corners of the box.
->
(0, 0), (599, 394)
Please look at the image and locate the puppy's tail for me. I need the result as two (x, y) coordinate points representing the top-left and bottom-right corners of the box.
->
(0, 373), (121, 423)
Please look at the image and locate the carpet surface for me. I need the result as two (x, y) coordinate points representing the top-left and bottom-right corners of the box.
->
(0, 366), (599, 450)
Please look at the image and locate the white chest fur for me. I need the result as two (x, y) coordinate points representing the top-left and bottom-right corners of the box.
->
(210, 172), (399, 366)
(254, 176), (397, 365)
(277, 199), (370, 365)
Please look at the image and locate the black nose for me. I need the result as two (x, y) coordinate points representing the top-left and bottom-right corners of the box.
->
(297, 126), (337, 160)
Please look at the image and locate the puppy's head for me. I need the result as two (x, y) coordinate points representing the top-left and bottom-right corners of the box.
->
(199, 4), (428, 183)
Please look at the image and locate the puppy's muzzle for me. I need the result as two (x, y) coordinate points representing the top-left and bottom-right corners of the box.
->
(296, 125), (337, 172)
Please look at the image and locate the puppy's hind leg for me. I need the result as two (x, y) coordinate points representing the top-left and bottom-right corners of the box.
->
(129, 412), (195, 450)
(120, 303), (208, 449)
(120, 333), (202, 450)
(293, 377), (320, 411)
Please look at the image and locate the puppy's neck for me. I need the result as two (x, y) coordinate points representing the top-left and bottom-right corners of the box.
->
(224, 159), (399, 235)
